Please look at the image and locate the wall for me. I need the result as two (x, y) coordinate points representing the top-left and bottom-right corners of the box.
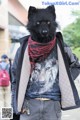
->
(0, 0), (10, 57)
(8, 0), (27, 26)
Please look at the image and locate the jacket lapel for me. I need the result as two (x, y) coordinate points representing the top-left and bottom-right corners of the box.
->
(57, 43), (76, 109)
(17, 46), (31, 112)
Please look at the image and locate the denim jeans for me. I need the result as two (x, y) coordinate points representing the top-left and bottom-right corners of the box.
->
(20, 99), (61, 120)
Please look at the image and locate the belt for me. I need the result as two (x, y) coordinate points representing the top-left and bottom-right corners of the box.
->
(35, 98), (50, 101)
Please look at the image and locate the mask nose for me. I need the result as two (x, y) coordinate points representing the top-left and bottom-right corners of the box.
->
(41, 30), (48, 36)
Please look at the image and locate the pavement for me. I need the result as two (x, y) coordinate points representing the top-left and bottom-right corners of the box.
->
(62, 108), (80, 120)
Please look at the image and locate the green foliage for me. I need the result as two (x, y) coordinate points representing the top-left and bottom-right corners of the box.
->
(63, 10), (80, 48)
(62, 10), (80, 59)
(72, 47), (80, 60)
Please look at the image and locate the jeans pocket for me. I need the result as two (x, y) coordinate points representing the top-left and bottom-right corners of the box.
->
(54, 101), (62, 119)
(22, 99), (30, 115)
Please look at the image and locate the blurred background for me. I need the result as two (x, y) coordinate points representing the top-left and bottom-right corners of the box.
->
(0, 0), (80, 120)
(0, 0), (28, 60)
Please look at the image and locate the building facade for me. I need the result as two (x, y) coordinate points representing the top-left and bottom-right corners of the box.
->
(0, 0), (9, 56)
(0, 0), (28, 58)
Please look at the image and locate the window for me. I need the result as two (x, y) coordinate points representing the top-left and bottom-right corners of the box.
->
(0, 0), (2, 4)
(0, 1), (1, 4)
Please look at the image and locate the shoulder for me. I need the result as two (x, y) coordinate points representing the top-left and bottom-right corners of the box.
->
(15, 35), (30, 57)
(56, 32), (63, 40)
(56, 32), (69, 48)
(13, 35), (30, 64)
(19, 35), (30, 45)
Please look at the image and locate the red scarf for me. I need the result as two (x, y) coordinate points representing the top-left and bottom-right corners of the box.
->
(28, 36), (56, 65)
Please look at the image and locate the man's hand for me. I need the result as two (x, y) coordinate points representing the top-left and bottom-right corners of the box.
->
(21, 109), (27, 113)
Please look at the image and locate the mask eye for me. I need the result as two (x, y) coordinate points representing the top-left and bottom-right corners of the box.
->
(36, 21), (40, 25)
(47, 21), (50, 25)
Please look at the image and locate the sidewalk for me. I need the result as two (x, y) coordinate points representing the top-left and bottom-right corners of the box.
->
(62, 108), (80, 120)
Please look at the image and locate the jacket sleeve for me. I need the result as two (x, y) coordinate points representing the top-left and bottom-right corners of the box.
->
(11, 47), (21, 114)
(64, 43), (80, 80)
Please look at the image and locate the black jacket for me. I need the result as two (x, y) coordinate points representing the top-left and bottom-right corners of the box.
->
(11, 32), (80, 113)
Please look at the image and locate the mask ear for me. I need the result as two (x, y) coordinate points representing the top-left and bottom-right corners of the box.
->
(47, 5), (56, 20)
(28, 6), (37, 20)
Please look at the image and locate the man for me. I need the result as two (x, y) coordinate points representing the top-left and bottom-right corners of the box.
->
(0, 54), (11, 107)
(11, 5), (80, 120)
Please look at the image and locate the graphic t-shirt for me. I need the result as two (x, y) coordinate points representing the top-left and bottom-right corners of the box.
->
(26, 44), (61, 101)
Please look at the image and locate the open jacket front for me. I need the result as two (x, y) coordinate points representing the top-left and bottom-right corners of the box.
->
(11, 32), (80, 113)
